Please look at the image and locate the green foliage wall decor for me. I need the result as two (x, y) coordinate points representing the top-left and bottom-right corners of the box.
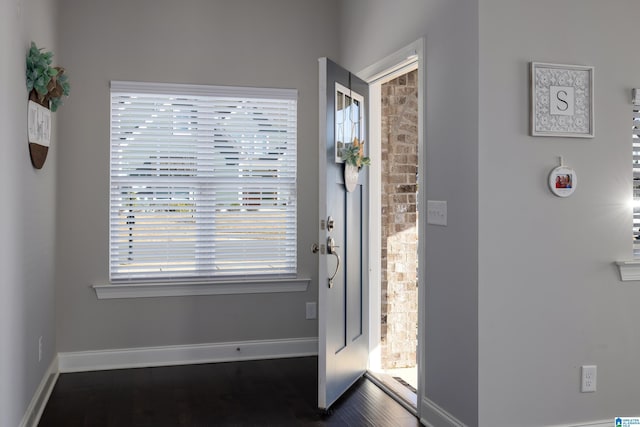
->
(26, 42), (70, 112)
(341, 137), (371, 169)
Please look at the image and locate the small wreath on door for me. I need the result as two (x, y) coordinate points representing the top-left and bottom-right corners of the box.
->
(341, 137), (370, 192)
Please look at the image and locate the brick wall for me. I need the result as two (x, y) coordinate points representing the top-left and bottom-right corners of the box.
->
(380, 70), (419, 369)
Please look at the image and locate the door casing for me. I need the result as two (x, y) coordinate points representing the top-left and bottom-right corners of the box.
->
(357, 38), (425, 415)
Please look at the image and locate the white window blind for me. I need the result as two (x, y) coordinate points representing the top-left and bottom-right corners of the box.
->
(634, 105), (640, 257)
(110, 81), (297, 282)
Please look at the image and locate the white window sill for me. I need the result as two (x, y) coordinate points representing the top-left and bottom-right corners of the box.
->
(92, 277), (310, 299)
(616, 261), (640, 281)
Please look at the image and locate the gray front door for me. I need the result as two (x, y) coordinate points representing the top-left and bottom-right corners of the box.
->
(318, 57), (369, 410)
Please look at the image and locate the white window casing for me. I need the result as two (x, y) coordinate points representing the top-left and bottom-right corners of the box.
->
(108, 81), (298, 285)
(633, 104), (640, 257)
(616, 103), (640, 281)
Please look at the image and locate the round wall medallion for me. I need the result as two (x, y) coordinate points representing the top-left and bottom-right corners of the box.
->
(549, 165), (577, 198)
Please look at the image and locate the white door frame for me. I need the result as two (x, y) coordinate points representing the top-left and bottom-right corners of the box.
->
(357, 38), (425, 412)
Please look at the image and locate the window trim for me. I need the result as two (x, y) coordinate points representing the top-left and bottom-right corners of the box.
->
(616, 261), (640, 282)
(93, 277), (310, 299)
(111, 80), (297, 101)
(108, 80), (298, 284)
(616, 100), (640, 281)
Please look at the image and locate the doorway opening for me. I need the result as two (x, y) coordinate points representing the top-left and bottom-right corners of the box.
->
(366, 58), (420, 413)
(379, 68), (419, 392)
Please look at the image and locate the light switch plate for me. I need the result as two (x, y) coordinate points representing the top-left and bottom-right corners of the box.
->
(427, 200), (447, 226)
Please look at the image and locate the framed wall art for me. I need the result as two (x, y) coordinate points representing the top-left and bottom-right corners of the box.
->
(530, 62), (594, 138)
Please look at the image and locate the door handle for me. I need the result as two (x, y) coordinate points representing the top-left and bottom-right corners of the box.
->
(327, 237), (340, 288)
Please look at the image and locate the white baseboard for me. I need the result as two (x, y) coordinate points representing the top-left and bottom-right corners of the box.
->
(19, 356), (59, 427)
(548, 421), (611, 427)
(58, 337), (318, 373)
(420, 396), (613, 427)
(420, 396), (467, 427)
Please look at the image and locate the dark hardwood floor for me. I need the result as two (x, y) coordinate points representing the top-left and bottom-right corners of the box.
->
(38, 357), (420, 426)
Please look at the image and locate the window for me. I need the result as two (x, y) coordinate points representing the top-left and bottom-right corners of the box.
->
(110, 81), (297, 283)
(634, 104), (640, 257)
(334, 82), (363, 163)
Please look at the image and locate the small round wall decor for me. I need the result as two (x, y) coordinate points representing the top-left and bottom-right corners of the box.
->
(549, 165), (577, 197)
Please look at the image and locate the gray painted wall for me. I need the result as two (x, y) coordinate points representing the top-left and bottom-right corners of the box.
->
(343, 0), (640, 426)
(339, 1), (479, 425)
(55, 0), (339, 352)
(478, 1), (640, 425)
(8, 1), (639, 426)
(0, 0), (57, 425)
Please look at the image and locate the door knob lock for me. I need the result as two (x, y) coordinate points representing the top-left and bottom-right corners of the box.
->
(311, 243), (320, 254)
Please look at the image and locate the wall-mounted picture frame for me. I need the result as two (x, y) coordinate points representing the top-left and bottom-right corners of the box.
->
(531, 62), (594, 138)
(549, 165), (577, 198)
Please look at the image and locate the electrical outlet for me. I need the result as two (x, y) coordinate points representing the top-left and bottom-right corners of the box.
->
(581, 365), (597, 392)
(38, 336), (42, 362)
(306, 302), (317, 320)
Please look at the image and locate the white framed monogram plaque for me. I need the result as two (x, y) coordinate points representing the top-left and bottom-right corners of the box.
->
(530, 62), (594, 138)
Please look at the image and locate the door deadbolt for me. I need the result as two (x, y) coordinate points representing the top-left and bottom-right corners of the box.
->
(327, 216), (335, 232)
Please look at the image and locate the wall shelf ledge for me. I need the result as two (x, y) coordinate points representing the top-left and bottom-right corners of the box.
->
(616, 261), (640, 281)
